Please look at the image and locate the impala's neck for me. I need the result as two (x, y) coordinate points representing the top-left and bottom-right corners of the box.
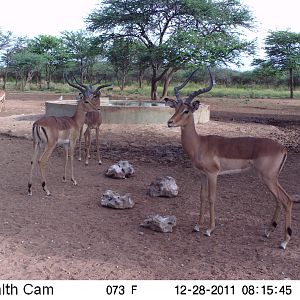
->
(72, 104), (87, 128)
(181, 115), (202, 159)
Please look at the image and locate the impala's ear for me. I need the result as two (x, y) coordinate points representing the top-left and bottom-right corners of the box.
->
(164, 97), (177, 108)
(191, 100), (200, 112)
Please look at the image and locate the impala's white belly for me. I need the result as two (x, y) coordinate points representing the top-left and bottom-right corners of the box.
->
(219, 158), (252, 175)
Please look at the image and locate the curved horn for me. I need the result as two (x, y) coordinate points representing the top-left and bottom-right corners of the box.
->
(91, 77), (103, 86)
(185, 65), (213, 104)
(174, 68), (199, 102)
(71, 74), (88, 90)
(64, 72), (85, 93)
(95, 83), (112, 93)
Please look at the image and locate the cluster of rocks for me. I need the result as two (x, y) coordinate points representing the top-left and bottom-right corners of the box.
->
(101, 160), (178, 233)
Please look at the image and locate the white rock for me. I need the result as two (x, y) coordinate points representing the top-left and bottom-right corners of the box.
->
(100, 190), (135, 209)
(149, 176), (178, 197)
(105, 160), (135, 179)
(141, 214), (177, 233)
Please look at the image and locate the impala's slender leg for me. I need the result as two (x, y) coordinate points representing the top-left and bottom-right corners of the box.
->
(265, 198), (282, 238)
(193, 174), (207, 232)
(69, 142), (77, 185)
(38, 143), (56, 196)
(262, 176), (293, 249)
(63, 144), (69, 182)
(28, 142), (40, 195)
(78, 126), (84, 161)
(205, 173), (218, 237)
(263, 179), (282, 238)
(278, 184), (293, 249)
(95, 127), (102, 164)
(84, 127), (91, 165)
(199, 174), (207, 225)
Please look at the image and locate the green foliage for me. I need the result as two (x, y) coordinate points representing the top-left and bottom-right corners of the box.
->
(10, 50), (47, 90)
(0, 30), (12, 52)
(61, 30), (102, 81)
(253, 30), (300, 98)
(28, 35), (68, 88)
(106, 38), (139, 89)
(264, 30), (300, 70)
(86, 0), (256, 99)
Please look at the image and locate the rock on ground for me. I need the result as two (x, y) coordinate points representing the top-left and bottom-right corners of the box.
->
(100, 190), (135, 209)
(149, 176), (178, 197)
(141, 214), (177, 233)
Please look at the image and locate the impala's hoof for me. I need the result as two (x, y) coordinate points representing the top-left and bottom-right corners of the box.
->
(193, 224), (200, 232)
(204, 228), (215, 237)
(204, 230), (211, 237)
(264, 229), (271, 238)
(98, 160), (102, 165)
(279, 241), (287, 250)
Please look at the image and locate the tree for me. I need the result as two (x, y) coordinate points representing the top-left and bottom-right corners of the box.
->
(0, 30), (13, 88)
(28, 35), (67, 89)
(106, 38), (138, 90)
(62, 30), (100, 83)
(0, 30), (12, 50)
(10, 50), (47, 90)
(86, 0), (255, 100)
(257, 30), (300, 98)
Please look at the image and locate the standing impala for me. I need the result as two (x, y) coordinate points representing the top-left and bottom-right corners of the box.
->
(165, 67), (293, 249)
(0, 90), (6, 112)
(78, 82), (110, 165)
(28, 74), (109, 196)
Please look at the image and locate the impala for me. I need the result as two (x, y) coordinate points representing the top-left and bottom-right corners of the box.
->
(0, 90), (6, 112)
(28, 74), (109, 196)
(165, 66), (293, 249)
(77, 82), (110, 165)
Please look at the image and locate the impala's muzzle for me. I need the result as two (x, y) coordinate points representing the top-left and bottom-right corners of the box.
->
(167, 120), (174, 128)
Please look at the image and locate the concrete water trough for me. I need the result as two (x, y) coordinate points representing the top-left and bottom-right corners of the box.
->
(45, 98), (210, 124)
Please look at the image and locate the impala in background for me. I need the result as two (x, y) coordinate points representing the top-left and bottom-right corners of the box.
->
(77, 81), (111, 166)
(28, 74), (110, 196)
(0, 90), (6, 112)
(165, 66), (293, 249)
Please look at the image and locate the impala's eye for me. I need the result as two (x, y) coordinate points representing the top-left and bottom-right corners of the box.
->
(85, 101), (89, 104)
(183, 110), (189, 114)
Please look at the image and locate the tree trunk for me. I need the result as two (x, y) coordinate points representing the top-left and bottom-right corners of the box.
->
(80, 58), (84, 84)
(289, 68), (294, 99)
(151, 66), (158, 100)
(151, 78), (158, 100)
(161, 68), (175, 99)
(121, 73), (126, 91)
(2, 69), (8, 89)
(138, 69), (144, 89)
(46, 64), (50, 89)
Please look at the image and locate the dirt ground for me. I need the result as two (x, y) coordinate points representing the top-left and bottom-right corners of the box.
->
(0, 91), (299, 280)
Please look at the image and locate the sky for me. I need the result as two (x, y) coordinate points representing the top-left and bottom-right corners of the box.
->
(0, 0), (99, 37)
(1, 0), (299, 70)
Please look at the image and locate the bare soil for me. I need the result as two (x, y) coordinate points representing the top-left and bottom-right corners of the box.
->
(0, 91), (299, 280)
